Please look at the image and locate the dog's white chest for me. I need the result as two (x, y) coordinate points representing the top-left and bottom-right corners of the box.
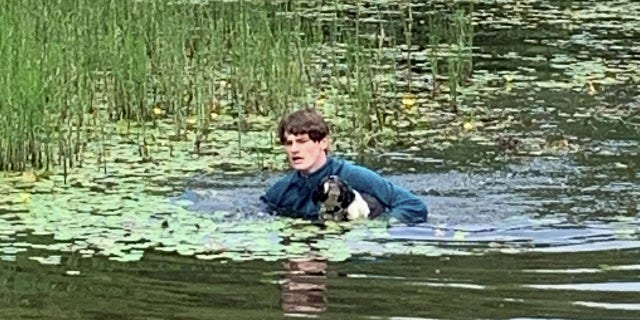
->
(346, 191), (370, 220)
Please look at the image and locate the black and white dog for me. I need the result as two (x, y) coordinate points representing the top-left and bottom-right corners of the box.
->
(312, 175), (384, 222)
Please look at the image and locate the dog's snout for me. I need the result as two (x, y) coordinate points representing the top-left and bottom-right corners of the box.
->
(327, 175), (339, 181)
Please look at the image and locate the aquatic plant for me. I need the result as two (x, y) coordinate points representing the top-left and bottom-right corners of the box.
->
(0, 0), (478, 173)
(0, 0), (315, 172)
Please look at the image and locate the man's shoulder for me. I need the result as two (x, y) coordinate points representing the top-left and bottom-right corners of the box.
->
(332, 157), (377, 176)
(327, 156), (355, 171)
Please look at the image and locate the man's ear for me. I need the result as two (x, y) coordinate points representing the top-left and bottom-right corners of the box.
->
(312, 183), (327, 203)
(320, 136), (329, 153)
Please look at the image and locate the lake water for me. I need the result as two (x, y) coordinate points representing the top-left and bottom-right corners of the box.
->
(1, 0), (640, 319)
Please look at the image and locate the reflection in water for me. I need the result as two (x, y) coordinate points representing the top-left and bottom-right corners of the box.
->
(2, 247), (640, 319)
(281, 256), (328, 314)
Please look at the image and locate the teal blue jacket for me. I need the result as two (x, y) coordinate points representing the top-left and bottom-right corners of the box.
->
(260, 157), (428, 224)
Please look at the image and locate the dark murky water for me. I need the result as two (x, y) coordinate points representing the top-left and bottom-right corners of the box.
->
(1, 248), (639, 319)
(2, 0), (640, 319)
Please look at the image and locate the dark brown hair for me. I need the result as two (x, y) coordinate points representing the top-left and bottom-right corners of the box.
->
(277, 108), (330, 144)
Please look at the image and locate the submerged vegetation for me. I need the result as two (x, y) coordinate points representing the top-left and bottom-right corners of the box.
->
(0, 0), (476, 174)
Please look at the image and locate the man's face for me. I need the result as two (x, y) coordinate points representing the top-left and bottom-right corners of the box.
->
(283, 133), (328, 174)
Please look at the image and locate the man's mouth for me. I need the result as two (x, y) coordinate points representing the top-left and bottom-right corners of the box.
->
(291, 156), (303, 162)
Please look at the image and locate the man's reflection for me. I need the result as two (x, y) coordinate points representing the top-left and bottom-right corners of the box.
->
(281, 256), (328, 313)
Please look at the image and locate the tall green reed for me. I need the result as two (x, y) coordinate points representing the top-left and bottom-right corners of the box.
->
(428, 4), (474, 112)
(1, 0), (321, 172)
(1, 1), (53, 172)
(447, 6), (474, 112)
(1, 0), (476, 173)
(322, 0), (392, 152)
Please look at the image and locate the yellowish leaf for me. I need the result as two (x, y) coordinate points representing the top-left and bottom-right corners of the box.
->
(587, 81), (596, 95)
(22, 171), (37, 183)
(505, 81), (513, 92)
(185, 116), (197, 125)
(20, 193), (31, 203)
(153, 107), (166, 116)
(402, 93), (417, 111)
(463, 122), (474, 131)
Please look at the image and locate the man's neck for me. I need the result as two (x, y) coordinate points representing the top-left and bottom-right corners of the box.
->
(301, 154), (328, 176)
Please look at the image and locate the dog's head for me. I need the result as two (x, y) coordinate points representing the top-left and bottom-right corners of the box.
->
(311, 175), (355, 210)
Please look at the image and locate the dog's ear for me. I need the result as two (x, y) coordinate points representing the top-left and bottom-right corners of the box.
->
(339, 186), (356, 208)
(312, 182), (328, 203)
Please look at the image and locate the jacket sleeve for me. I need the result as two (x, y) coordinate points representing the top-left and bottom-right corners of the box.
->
(260, 173), (312, 218)
(342, 164), (428, 224)
(260, 176), (289, 213)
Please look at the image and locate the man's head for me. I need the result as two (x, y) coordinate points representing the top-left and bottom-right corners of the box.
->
(278, 108), (330, 174)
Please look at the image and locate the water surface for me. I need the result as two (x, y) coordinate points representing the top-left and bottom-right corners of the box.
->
(1, 0), (640, 319)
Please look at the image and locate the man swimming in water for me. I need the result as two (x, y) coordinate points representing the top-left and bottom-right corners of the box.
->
(260, 108), (428, 224)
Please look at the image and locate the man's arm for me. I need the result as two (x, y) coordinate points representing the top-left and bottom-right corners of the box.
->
(260, 185), (279, 208)
(260, 175), (291, 212)
(342, 164), (428, 224)
(260, 174), (309, 218)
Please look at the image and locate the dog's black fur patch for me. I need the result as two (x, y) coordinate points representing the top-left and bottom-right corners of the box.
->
(312, 175), (384, 222)
(360, 193), (384, 218)
(311, 187), (328, 203)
